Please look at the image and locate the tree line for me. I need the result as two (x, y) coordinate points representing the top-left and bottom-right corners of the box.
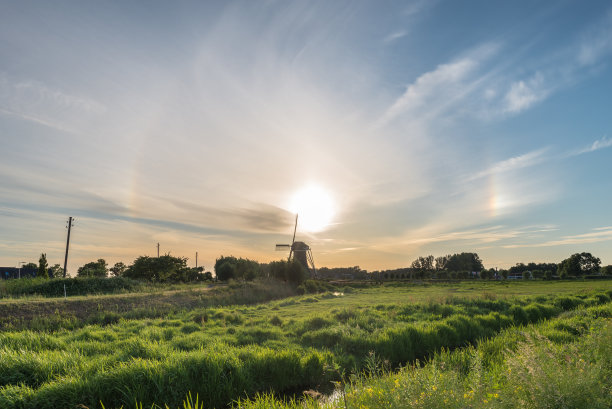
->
(371, 251), (611, 280)
(17, 250), (612, 284)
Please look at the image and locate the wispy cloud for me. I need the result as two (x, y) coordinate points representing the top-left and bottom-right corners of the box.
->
(572, 135), (612, 155)
(468, 148), (549, 181)
(378, 53), (482, 125)
(504, 226), (612, 248)
(405, 224), (558, 246)
(577, 11), (612, 66)
(378, 10), (612, 126)
(0, 73), (106, 134)
(383, 30), (407, 43)
(503, 73), (548, 113)
(468, 133), (612, 183)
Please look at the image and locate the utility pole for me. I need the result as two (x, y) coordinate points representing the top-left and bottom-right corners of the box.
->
(195, 252), (198, 268)
(63, 217), (74, 278)
(157, 243), (160, 258)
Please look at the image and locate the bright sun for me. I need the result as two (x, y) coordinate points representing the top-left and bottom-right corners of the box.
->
(288, 185), (336, 232)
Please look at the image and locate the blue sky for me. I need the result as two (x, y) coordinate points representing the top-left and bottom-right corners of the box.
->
(1, 0), (611, 273)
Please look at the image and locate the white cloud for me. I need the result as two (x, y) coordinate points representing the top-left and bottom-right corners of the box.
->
(503, 73), (548, 113)
(504, 226), (612, 248)
(468, 148), (549, 181)
(379, 57), (478, 124)
(383, 30), (408, 43)
(0, 73), (106, 134)
(574, 135), (612, 155)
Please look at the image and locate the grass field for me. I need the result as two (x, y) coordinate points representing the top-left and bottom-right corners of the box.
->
(0, 280), (611, 408)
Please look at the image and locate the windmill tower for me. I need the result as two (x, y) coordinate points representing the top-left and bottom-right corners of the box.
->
(275, 214), (317, 277)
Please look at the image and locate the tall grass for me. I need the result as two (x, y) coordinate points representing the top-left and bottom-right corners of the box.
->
(0, 284), (611, 409)
(0, 277), (145, 298)
(235, 303), (612, 409)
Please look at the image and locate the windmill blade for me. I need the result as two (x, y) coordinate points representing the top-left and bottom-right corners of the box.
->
(275, 244), (291, 250)
(289, 214), (298, 261)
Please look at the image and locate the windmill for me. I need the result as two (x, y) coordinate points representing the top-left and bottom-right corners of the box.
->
(275, 214), (317, 277)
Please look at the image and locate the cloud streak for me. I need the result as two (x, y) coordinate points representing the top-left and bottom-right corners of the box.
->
(573, 135), (612, 155)
(504, 227), (612, 248)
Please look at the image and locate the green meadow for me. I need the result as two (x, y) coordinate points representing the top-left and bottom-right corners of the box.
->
(0, 280), (611, 408)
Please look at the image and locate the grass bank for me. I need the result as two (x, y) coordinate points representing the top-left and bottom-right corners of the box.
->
(0, 279), (297, 331)
(236, 302), (612, 409)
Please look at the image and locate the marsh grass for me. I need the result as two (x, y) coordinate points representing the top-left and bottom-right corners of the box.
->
(235, 303), (612, 409)
(1, 282), (611, 409)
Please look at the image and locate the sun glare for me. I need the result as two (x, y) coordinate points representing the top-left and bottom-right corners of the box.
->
(288, 185), (335, 232)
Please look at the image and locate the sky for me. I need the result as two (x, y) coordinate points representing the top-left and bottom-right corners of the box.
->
(1, 0), (612, 274)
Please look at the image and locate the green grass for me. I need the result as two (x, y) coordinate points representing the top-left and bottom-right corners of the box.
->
(0, 276), (150, 299)
(0, 281), (611, 409)
(235, 302), (612, 409)
(0, 279), (297, 331)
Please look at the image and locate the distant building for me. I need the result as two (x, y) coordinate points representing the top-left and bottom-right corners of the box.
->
(0, 267), (38, 279)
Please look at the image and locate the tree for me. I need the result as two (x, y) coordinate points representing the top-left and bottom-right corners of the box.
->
(38, 253), (49, 278)
(109, 262), (127, 277)
(601, 265), (612, 276)
(268, 259), (307, 284)
(214, 256), (262, 281)
(124, 255), (201, 282)
(411, 255), (435, 272)
(49, 264), (63, 278)
(435, 256), (449, 271)
(558, 253), (601, 277)
(215, 261), (236, 281)
(445, 253), (484, 273)
(77, 259), (108, 277)
(286, 259), (308, 284)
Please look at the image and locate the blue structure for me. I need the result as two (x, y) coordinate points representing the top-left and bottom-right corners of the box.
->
(0, 267), (38, 279)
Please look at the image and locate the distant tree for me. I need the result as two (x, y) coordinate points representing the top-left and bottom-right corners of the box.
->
(601, 265), (612, 276)
(77, 259), (108, 278)
(124, 255), (201, 282)
(268, 259), (308, 284)
(558, 253), (601, 277)
(500, 269), (508, 280)
(38, 253), (49, 278)
(509, 263), (526, 276)
(109, 262), (127, 277)
(215, 261), (236, 281)
(435, 256), (449, 271)
(269, 260), (288, 281)
(214, 256), (262, 281)
(203, 271), (213, 281)
(23, 262), (38, 270)
(411, 255), (435, 273)
(286, 259), (308, 284)
(445, 253), (484, 273)
(49, 264), (63, 278)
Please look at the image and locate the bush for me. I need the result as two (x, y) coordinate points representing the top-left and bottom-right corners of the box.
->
(268, 260), (308, 284)
(215, 262), (236, 281)
(77, 259), (108, 278)
(0, 277), (143, 298)
(214, 256), (262, 281)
